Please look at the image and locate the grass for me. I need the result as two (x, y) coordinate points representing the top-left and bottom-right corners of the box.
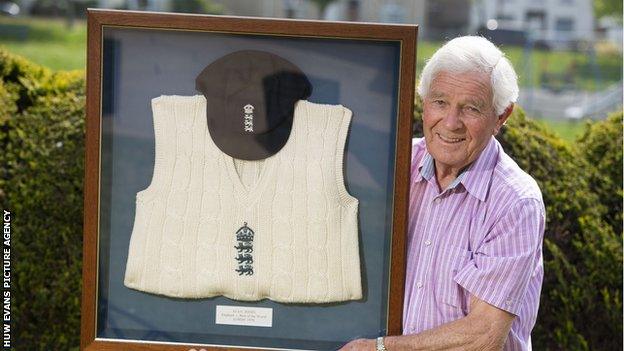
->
(538, 119), (588, 142)
(503, 44), (623, 92)
(0, 16), (86, 71)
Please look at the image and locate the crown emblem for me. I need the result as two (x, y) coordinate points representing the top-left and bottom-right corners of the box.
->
(236, 222), (254, 242)
(243, 104), (255, 114)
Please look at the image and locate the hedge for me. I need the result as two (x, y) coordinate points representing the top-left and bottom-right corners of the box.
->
(0, 49), (84, 351)
(2, 48), (622, 350)
(577, 112), (623, 236)
(497, 109), (622, 350)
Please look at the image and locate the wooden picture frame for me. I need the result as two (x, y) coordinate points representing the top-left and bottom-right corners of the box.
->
(81, 8), (416, 351)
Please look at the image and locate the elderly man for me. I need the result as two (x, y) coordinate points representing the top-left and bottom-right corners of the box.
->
(342, 36), (545, 350)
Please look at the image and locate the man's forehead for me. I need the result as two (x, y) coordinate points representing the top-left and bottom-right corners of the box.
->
(429, 89), (488, 106)
(431, 70), (491, 86)
(429, 72), (492, 103)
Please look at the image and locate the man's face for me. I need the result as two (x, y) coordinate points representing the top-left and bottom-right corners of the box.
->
(422, 70), (508, 173)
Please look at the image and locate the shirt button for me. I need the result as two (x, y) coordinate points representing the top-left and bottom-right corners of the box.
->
(505, 299), (513, 306)
(433, 198), (441, 204)
(416, 281), (423, 289)
(424, 240), (431, 246)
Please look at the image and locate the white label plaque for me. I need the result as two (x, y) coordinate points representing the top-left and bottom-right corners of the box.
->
(215, 305), (273, 327)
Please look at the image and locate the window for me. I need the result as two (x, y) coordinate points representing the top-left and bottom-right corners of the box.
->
(525, 11), (546, 30)
(555, 18), (575, 32)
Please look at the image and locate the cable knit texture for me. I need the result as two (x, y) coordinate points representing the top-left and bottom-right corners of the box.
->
(123, 95), (362, 303)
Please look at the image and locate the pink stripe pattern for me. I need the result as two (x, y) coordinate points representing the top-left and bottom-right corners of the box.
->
(403, 137), (545, 351)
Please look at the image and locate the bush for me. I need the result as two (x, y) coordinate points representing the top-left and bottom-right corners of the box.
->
(577, 112), (623, 236)
(498, 109), (622, 350)
(413, 104), (622, 350)
(0, 48), (84, 351)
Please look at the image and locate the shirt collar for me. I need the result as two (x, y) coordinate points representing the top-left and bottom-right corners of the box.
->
(416, 136), (499, 201)
(419, 152), (435, 181)
(458, 137), (499, 201)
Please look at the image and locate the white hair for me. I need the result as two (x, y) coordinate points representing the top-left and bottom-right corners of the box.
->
(417, 36), (519, 116)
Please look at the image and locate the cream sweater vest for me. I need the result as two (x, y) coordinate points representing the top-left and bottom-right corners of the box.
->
(123, 95), (361, 303)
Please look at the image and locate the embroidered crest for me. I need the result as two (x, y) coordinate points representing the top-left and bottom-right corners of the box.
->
(234, 222), (254, 275)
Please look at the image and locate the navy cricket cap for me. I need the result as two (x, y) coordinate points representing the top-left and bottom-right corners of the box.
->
(195, 50), (312, 160)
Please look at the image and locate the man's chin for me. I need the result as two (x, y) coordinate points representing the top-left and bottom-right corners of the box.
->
(429, 140), (466, 158)
(429, 152), (465, 169)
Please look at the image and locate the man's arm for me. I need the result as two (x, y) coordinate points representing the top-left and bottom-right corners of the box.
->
(340, 197), (544, 350)
(340, 294), (515, 351)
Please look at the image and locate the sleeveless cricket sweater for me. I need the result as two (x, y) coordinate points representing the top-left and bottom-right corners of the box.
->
(123, 95), (362, 303)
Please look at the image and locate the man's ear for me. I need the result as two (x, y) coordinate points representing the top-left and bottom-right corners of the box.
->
(494, 104), (514, 135)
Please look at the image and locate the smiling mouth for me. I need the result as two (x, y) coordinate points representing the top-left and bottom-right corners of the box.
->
(436, 133), (466, 143)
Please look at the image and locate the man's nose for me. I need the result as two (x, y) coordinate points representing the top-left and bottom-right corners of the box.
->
(443, 107), (463, 130)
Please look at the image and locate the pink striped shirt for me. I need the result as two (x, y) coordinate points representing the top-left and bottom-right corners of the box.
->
(403, 137), (545, 351)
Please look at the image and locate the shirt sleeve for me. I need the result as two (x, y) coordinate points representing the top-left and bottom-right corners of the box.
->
(453, 197), (545, 316)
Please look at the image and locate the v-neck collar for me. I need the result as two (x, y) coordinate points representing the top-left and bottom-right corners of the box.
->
(223, 156), (277, 203)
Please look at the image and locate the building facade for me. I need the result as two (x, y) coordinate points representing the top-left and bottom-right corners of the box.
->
(469, 0), (595, 48)
(94, 0), (599, 48)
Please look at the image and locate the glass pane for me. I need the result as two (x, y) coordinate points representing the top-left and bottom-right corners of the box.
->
(97, 26), (400, 350)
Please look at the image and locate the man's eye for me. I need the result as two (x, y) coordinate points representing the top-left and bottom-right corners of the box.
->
(433, 100), (446, 105)
(466, 106), (480, 113)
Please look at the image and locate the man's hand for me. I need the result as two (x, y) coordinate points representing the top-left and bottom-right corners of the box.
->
(339, 338), (376, 351)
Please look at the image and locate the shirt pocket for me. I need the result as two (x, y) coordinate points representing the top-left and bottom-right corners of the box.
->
(434, 245), (472, 310)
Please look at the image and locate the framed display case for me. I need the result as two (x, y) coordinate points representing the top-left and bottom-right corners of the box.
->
(81, 8), (417, 351)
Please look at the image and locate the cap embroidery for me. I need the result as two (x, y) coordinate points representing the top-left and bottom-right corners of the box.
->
(243, 104), (254, 132)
